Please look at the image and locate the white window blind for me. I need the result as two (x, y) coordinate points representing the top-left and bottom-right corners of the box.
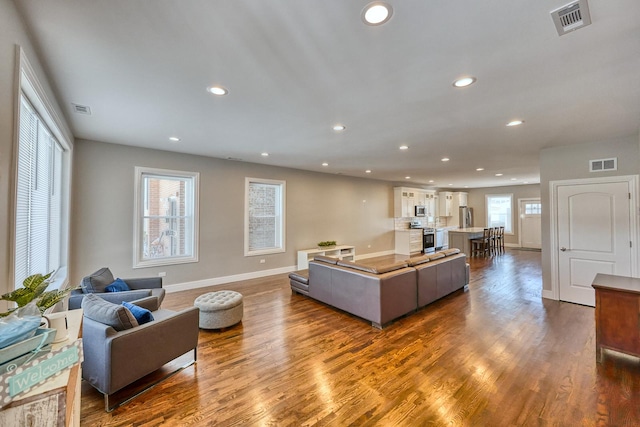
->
(14, 94), (64, 288)
(486, 194), (513, 234)
(245, 178), (285, 256)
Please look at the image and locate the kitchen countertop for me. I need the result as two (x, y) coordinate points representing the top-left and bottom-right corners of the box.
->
(448, 227), (487, 233)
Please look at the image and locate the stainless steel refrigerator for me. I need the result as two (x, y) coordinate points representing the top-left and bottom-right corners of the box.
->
(459, 207), (473, 228)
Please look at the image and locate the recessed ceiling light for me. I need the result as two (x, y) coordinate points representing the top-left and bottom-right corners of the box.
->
(441, 158), (450, 162)
(510, 178), (517, 181)
(333, 124), (346, 131)
(169, 137), (180, 142)
(464, 186), (469, 188)
(365, 170), (372, 173)
(476, 168), (484, 171)
(322, 162), (329, 167)
(453, 77), (477, 88)
(506, 120), (524, 127)
(495, 173), (503, 177)
(207, 86), (228, 96)
(399, 145), (409, 150)
(362, 2), (393, 26)
(428, 180), (434, 183)
(405, 176), (411, 180)
(261, 152), (269, 157)
(448, 184), (453, 186)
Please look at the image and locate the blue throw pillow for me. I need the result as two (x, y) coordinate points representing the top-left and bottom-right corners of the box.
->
(122, 301), (154, 325)
(104, 278), (130, 292)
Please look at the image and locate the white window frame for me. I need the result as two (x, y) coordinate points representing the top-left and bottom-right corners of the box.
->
(12, 47), (73, 291)
(245, 178), (286, 256)
(133, 167), (199, 268)
(486, 193), (514, 234)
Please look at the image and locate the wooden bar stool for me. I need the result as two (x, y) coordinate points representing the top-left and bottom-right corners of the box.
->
(495, 226), (505, 253)
(471, 228), (491, 257)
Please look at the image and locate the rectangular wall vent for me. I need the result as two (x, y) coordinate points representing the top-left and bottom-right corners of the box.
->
(72, 103), (92, 115)
(589, 158), (617, 173)
(550, 0), (592, 36)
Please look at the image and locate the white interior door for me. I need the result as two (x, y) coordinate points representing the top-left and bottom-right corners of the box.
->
(519, 199), (541, 249)
(557, 181), (632, 306)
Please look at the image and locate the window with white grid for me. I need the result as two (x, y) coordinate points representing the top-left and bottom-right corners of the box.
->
(245, 178), (286, 256)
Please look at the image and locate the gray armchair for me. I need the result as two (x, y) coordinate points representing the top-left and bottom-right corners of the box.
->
(69, 267), (165, 311)
(81, 295), (199, 411)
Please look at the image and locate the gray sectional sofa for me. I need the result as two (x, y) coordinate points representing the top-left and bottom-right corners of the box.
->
(289, 249), (469, 328)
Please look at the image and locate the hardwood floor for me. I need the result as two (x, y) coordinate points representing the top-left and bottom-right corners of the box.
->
(80, 250), (640, 426)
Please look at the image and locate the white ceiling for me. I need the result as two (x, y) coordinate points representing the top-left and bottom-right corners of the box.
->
(14, 0), (640, 188)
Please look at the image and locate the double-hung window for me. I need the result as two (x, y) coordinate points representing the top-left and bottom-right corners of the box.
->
(486, 194), (513, 234)
(245, 178), (286, 256)
(134, 167), (199, 268)
(14, 49), (72, 291)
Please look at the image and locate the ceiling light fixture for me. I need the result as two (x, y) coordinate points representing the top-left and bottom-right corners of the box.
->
(207, 86), (228, 96)
(333, 124), (346, 131)
(453, 77), (477, 88)
(365, 170), (372, 174)
(495, 173), (503, 177)
(169, 137), (180, 142)
(506, 120), (524, 127)
(428, 180), (434, 183)
(362, 2), (393, 26)
(405, 176), (411, 179)
(322, 162), (329, 167)
(441, 157), (450, 162)
(261, 152), (269, 157)
(399, 145), (409, 150)
(476, 168), (484, 171)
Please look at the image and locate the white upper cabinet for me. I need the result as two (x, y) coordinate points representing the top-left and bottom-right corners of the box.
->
(394, 187), (416, 217)
(439, 192), (453, 216)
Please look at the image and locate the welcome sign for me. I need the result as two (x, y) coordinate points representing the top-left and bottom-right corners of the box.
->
(0, 339), (83, 408)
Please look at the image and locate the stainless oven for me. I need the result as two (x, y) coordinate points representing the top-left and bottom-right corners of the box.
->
(423, 228), (435, 254)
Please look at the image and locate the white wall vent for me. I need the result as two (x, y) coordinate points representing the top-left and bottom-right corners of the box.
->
(589, 158), (617, 173)
(72, 103), (92, 115)
(551, 0), (592, 36)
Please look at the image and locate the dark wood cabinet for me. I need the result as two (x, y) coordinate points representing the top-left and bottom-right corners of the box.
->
(592, 273), (640, 362)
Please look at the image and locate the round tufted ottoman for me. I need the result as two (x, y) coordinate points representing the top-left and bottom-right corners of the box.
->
(194, 290), (243, 329)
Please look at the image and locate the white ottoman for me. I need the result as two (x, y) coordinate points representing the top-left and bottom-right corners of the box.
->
(194, 290), (243, 329)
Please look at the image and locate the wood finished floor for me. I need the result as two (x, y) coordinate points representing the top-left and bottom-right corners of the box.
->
(80, 250), (640, 426)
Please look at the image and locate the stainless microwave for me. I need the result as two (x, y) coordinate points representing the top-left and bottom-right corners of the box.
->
(414, 205), (426, 217)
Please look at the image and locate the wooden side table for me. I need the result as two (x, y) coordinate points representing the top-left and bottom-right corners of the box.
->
(0, 309), (83, 426)
(592, 273), (640, 363)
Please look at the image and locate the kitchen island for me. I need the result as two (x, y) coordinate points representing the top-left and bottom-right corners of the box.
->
(448, 227), (486, 256)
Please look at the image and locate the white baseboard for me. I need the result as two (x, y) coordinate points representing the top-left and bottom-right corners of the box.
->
(164, 265), (297, 293)
(356, 250), (396, 260)
(542, 289), (557, 300)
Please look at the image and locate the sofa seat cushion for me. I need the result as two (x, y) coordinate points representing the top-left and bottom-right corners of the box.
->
(337, 260), (408, 274)
(82, 293), (139, 331)
(313, 255), (339, 265)
(442, 248), (461, 256)
(407, 255), (430, 267)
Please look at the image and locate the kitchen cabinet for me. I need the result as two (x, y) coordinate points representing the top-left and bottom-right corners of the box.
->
(393, 187), (416, 218)
(439, 192), (453, 216)
(424, 191), (437, 217)
(395, 230), (423, 255)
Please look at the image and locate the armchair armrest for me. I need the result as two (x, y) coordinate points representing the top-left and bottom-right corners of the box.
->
(82, 306), (199, 395)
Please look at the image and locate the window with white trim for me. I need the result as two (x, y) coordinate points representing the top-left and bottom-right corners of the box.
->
(245, 178), (285, 256)
(134, 167), (199, 267)
(14, 49), (72, 291)
(486, 194), (513, 234)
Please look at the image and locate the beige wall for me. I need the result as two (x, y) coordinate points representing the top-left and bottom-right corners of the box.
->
(0, 0), (70, 308)
(539, 135), (640, 293)
(466, 184), (541, 246)
(70, 139), (395, 287)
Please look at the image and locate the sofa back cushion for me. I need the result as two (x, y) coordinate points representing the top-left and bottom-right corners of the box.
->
(336, 260), (408, 274)
(406, 255), (430, 267)
(82, 267), (115, 293)
(313, 255), (339, 265)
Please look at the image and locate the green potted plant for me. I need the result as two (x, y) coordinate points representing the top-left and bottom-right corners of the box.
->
(317, 240), (337, 249)
(1, 272), (77, 317)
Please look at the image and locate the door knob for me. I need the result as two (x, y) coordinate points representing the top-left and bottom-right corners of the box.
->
(560, 247), (567, 252)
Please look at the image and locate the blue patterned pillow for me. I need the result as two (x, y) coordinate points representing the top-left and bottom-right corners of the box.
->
(104, 278), (130, 292)
(122, 301), (154, 325)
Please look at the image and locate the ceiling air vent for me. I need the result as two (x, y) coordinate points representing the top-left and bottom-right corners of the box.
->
(590, 158), (617, 173)
(72, 103), (92, 115)
(550, 0), (592, 36)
